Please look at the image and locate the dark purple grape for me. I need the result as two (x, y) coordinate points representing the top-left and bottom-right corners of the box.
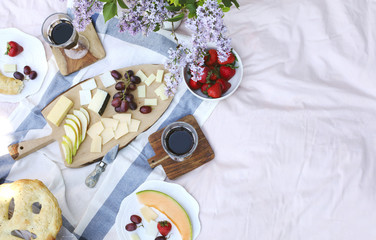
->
(111, 98), (122, 108)
(113, 92), (123, 99)
(115, 82), (125, 90)
(130, 215), (142, 224)
(125, 223), (137, 231)
(128, 83), (137, 91)
(129, 101), (137, 110)
(125, 94), (134, 102)
(120, 100), (129, 112)
(23, 66), (31, 75)
(13, 71), (24, 80)
(111, 70), (122, 80)
(140, 106), (152, 114)
(29, 71), (37, 80)
(155, 236), (166, 240)
(125, 70), (134, 78)
(130, 75), (141, 84)
(115, 106), (122, 113)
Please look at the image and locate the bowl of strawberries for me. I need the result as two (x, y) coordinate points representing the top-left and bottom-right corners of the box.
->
(185, 48), (243, 100)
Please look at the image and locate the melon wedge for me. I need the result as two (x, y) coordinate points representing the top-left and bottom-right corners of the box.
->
(136, 190), (193, 240)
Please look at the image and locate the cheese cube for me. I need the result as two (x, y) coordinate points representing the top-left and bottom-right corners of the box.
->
(80, 78), (97, 90)
(112, 113), (132, 125)
(114, 122), (129, 140)
(140, 206), (158, 222)
(46, 96), (73, 127)
(159, 91), (168, 101)
(90, 135), (102, 153)
(163, 72), (172, 81)
(145, 73), (156, 86)
(135, 70), (148, 82)
(145, 220), (159, 237)
(144, 98), (157, 106)
(79, 89), (91, 105)
(100, 128), (114, 145)
(100, 71), (116, 88)
(3, 64), (17, 73)
(129, 119), (140, 132)
(130, 233), (141, 240)
(87, 121), (104, 139)
(88, 89), (110, 116)
(101, 118), (119, 131)
(156, 69), (164, 83)
(137, 85), (146, 98)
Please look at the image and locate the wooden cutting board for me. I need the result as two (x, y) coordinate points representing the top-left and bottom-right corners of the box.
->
(148, 115), (215, 179)
(8, 64), (172, 168)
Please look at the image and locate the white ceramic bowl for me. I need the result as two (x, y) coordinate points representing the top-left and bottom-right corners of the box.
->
(184, 49), (243, 101)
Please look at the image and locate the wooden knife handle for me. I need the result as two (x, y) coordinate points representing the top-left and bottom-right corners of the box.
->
(8, 135), (55, 160)
(148, 154), (171, 169)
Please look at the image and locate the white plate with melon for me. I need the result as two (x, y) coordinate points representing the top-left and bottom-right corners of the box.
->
(115, 180), (201, 240)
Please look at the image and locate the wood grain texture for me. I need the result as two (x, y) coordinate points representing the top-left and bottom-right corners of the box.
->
(148, 115), (214, 180)
(52, 23), (105, 76)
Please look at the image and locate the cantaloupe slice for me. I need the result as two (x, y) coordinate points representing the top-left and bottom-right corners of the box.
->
(136, 190), (193, 240)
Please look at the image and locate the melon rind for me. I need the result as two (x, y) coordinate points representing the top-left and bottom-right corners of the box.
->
(136, 190), (193, 240)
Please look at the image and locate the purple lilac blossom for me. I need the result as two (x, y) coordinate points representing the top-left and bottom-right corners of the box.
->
(72, 0), (103, 32)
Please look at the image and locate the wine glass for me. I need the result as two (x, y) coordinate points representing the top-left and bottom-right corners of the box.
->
(41, 13), (89, 60)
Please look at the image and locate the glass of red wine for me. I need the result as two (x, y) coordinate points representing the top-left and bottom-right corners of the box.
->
(41, 13), (89, 59)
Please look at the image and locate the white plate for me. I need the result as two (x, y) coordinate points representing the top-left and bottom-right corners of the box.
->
(115, 180), (201, 240)
(0, 28), (48, 102)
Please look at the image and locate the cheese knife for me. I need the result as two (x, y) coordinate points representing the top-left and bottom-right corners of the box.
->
(85, 144), (119, 188)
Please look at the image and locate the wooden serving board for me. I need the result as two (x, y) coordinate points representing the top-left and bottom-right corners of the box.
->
(8, 64), (172, 168)
(148, 115), (214, 180)
(52, 22), (106, 76)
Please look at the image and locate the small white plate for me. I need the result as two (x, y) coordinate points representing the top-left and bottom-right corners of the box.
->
(0, 28), (48, 103)
(115, 180), (201, 240)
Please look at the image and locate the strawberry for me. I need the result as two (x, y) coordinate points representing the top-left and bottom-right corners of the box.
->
(201, 83), (210, 94)
(218, 51), (235, 65)
(205, 49), (218, 66)
(195, 66), (209, 84)
(157, 221), (172, 236)
(5, 41), (23, 57)
(216, 78), (231, 93)
(207, 82), (222, 98)
(219, 66), (236, 80)
(188, 78), (202, 90)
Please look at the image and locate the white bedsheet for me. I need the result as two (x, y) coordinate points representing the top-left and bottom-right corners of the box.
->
(1, 0), (376, 239)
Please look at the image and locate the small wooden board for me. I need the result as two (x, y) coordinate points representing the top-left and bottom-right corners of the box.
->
(148, 115), (214, 180)
(51, 22), (105, 76)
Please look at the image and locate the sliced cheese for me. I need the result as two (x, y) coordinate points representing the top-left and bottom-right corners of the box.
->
(112, 113), (132, 125)
(100, 71), (116, 88)
(3, 64), (17, 73)
(101, 118), (119, 131)
(87, 121), (104, 139)
(88, 89), (110, 116)
(130, 233), (141, 240)
(144, 73), (156, 86)
(46, 96), (73, 127)
(156, 69), (164, 83)
(144, 98), (157, 106)
(135, 70), (148, 82)
(129, 119), (141, 132)
(79, 89), (91, 105)
(101, 128), (114, 145)
(80, 78), (97, 90)
(154, 83), (168, 100)
(145, 220), (159, 237)
(140, 206), (158, 222)
(164, 72), (172, 81)
(137, 85), (146, 98)
(114, 122), (129, 140)
(90, 135), (102, 153)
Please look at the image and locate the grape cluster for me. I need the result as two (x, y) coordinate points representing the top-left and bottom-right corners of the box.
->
(110, 70), (141, 113)
(125, 214), (143, 232)
(13, 65), (37, 81)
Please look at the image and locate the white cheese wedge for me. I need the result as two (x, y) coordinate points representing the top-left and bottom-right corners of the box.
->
(156, 69), (164, 83)
(79, 89), (91, 105)
(46, 96), (73, 127)
(130, 233), (141, 240)
(135, 70), (148, 82)
(88, 89), (110, 116)
(114, 122), (129, 140)
(80, 78), (97, 90)
(112, 113), (132, 125)
(129, 119), (141, 132)
(137, 85), (146, 98)
(144, 73), (156, 86)
(100, 71), (116, 88)
(101, 118), (119, 131)
(140, 206), (158, 222)
(3, 64), (16, 73)
(87, 121), (104, 139)
(90, 135), (102, 153)
(101, 128), (114, 145)
(144, 98), (157, 106)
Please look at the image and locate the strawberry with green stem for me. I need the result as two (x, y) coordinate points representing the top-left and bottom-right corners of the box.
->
(5, 41), (23, 57)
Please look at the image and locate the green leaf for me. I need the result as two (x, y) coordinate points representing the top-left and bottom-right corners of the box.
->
(166, 5), (181, 11)
(222, 0), (232, 7)
(117, 0), (128, 9)
(186, 3), (196, 16)
(97, 0), (112, 2)
(165, 13), (185, 22)
(231, 0), (240, 8)
(222, 6), (231, 12)
(154, 23), (161, 32)
(103, 2), (117, 23)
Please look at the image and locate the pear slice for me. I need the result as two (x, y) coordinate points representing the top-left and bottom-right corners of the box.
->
(64, 123), (78, 156)
(73, 110), (88, 142)
(66, 114), (82, 140)
(62, 139), (72, 164)
(65, 118), (81, 150)
(62, 135), (73, 153)
(80, 107), (90, 124)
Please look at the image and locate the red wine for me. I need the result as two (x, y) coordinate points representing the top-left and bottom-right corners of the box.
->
(50, 20), (74, 45)
(166, 127), (194, 156)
